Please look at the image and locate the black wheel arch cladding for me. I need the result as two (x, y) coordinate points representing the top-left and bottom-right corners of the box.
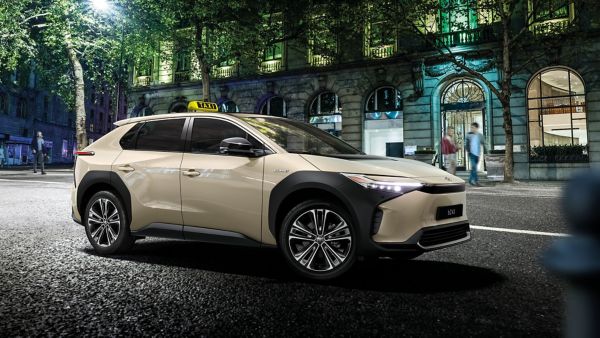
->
(77, 171), (132, 225)
(268, 171), (396, 254)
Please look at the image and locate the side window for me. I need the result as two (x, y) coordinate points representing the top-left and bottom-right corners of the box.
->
(135, 118), (186, 152)
(119, 123), (143, 150)
(190, 118), (262, 154)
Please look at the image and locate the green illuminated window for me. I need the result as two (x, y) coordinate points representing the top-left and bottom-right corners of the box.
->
(262, 13), (284, 62)
(439, 0), (478, 33)
(534, 0), (569, 21)
(308, 10), (337, 66)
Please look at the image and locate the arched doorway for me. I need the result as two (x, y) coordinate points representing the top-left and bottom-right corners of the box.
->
(441, 78), (485, 171)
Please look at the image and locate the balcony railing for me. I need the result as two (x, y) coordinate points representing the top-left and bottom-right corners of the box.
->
(309, 54), (334, 67)
(174, 71), (191, 83)
(365, 44), (396, 59)
(212, 64), (238, 79)
(531, 18), (571, 36)
(435, 27), (494, 47)
(134, 75), (151, 87)
(259, 59), (283, 73)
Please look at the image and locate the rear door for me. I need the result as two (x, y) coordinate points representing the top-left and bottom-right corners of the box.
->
(112, 118), (187, 231)
(179, 117), (265, 242)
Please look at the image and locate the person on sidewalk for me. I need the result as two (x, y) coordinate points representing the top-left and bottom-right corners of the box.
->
(465, 122), (485, 186)
(441, 126), (458, 175)
(30, 131), (47, 175)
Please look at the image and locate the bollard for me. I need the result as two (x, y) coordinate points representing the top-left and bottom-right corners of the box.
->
(544, 169), (600, 338)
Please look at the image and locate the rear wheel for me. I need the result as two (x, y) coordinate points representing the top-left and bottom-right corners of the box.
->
(279, 200), (356, 280)
(84, 191), (134, 255)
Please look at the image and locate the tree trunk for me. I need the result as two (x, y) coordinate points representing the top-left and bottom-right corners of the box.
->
(502, 102), (515, 182)
(65, 33), (87, 150)
(501, 17), (514, 183)
(192, 18), (211, 101)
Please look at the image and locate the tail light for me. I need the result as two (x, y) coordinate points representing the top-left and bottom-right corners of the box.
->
(73, 151), (95, 187)
(74, 151), (95, 156)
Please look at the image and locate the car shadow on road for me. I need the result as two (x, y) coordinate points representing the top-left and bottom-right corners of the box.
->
(82, 239), (505, 294)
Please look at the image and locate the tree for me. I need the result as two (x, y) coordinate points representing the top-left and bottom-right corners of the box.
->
(123, 0), (309, 102)
(378, 0), (598, 182)
(37, 0), (124, 150)
(0, 0), (43, 72)
(1, 0), (124, 150)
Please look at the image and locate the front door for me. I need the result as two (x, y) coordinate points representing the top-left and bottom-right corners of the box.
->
(443, 109), (483, 171)
(180, 117), (265, 242)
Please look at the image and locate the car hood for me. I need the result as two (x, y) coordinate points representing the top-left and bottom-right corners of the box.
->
(300, 154), (464, 185)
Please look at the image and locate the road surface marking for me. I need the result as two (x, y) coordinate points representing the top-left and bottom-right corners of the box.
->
(471, 225), (569, 237)
(0, 178), (68, 185)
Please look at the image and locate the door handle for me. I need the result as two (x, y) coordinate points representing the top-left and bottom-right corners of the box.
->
(182, 169), (200, 177)
(117, 165), (135, 173)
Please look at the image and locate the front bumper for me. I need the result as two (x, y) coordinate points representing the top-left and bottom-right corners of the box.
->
(360, 189), (470, 256)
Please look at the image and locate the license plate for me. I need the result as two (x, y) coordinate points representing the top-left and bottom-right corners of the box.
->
(436, 204), (463, 220)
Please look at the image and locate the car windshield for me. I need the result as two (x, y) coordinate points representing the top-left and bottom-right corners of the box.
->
(241, 116), (363, 156)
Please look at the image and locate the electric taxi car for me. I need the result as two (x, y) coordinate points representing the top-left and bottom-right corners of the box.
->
(72, 103), (470, 279)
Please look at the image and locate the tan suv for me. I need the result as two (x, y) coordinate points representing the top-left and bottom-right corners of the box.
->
(72, 112), (470, 279)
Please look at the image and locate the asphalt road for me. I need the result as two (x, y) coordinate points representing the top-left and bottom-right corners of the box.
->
(0, 170), (567, 337)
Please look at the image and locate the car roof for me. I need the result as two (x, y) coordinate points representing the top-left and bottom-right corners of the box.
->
(113, 112), (280, 127)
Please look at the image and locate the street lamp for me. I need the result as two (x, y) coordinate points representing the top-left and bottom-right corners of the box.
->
(89, 0), (125, 124)
(90, 0), (111, 13)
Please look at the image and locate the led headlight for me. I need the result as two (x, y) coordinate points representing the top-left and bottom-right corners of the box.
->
(341, 173), (423, 195)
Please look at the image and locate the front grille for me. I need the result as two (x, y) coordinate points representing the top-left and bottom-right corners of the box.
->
(418, 223), (470, 248)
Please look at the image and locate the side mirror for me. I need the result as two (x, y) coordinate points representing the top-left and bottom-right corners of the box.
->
(219, 137), (263, 157)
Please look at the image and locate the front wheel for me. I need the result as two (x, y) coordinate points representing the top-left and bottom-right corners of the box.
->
(84, 191), (134, 255)
(279, 200), (356, 280)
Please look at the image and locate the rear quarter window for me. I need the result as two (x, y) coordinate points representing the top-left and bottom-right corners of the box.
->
(119, 123), (143, 150)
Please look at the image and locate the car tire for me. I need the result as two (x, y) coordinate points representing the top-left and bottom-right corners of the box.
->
(279, 199), (356, 280)
(84, 191), (134, 255)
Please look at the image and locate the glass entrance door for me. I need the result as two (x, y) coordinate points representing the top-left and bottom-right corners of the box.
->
(443, 109), (483, 171)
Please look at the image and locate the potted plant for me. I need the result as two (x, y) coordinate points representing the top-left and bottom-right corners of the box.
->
(530, 144), (588, 163)
(485, 149), (505, 181)
(407, 147), (437, 165)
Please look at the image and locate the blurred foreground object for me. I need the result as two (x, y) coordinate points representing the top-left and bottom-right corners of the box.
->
(544, 169), (600, 338)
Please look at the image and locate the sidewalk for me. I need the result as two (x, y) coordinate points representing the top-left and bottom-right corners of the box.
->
(0, 166), (73, 177)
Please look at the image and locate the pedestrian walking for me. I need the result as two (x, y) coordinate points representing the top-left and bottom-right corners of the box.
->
(30, 131), (47, 175)
(465, 122), (485, 186)
(441, 126), (457, 175)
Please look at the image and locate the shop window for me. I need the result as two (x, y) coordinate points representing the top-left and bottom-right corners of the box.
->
(260, 96), (287, 117)
(363, 87), (404, 157)
(309, 91), (342, 137)
(527, 67), (588, 162)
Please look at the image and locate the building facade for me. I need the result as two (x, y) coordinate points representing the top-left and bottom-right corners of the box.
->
(127, 0), (600, 180)
(0, 69), (122, 166)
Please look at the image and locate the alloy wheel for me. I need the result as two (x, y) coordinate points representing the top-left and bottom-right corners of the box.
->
(288, 208), (352, 272)
(87, 198), (121, 247)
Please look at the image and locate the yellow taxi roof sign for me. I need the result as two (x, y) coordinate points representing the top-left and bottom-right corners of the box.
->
(188, 101), (219, 112)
